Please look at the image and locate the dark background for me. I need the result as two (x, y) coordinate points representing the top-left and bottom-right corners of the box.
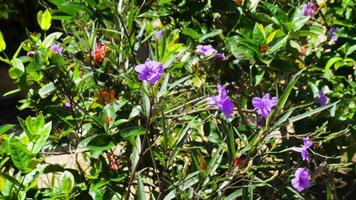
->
(0, 0), (41, 124)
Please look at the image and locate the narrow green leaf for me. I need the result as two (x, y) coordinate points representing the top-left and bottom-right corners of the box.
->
(288, 101), (340, 123)
(136, 175), (147, 200)
(0, 124), (14, 135)
(276, 69), (304, 112)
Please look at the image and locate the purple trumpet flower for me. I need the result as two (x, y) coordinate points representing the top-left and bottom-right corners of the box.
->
(207, 84), (234, 118)
(135, 59), (164, 84)
(291, 137), (313, 163)
(195, 44), (217, 57)
(252, 93), (278, 118)
(291, 168), (312, 192)
(316, 90), (328, 106)
(51, 44), (63, 54)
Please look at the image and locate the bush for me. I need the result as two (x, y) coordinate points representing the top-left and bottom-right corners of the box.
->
(0, 0), (355, 199)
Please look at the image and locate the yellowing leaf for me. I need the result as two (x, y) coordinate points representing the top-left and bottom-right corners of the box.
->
(0, 31), (6, 52)
(266, 31), (277, 44)
(37, 9), (52, 31)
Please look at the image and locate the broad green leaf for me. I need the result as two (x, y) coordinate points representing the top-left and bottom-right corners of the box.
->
(267, 35), (288, 54)
(99, 104), (116, 128)
(37, 9), (52, 31)
(31, 122), (52, 154)
(86, 135), (115, 158)
(9, 140), (33, 172)
(43, 32), (63, 48)
(39, 82), (56, 98)
(60, 171), (75, 194)
(120, 127), (145, 139)
(11, 58), (25, 73)
(181, 27), (201, 39)
(0, 31), (6, 52)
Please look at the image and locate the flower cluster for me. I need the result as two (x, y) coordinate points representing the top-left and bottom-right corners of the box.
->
(88, 43), (108, 66)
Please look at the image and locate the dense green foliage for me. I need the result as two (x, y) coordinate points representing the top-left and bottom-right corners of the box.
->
(0, 0), (355, 199)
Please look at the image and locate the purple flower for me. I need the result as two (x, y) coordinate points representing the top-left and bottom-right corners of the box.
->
(155, 30), (164, 39)
(291, 137), (313, 163)
(252, 93), (278, 118)
(135, 59), (164, 84)
(195, 44), (217, 57)
(51, 44), (63, 54)
(215, 53), (226, 60)
(65, 102), (71, 108)
(316, 90), (328, 106)
(291, 168), (312, 192)
(207, 84), (234, 118)
(328, 27), (339, 41)
(302, 2), (318, 17)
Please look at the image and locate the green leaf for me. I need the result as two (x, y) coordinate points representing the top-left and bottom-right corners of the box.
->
(136, 175), (147, 200)
(39, 82), (56, 98)
(99, 104), (116, 128)
(0, 124), (14, 135)
(43, 32), (63, 48)
(120, 127), (145, 139)
(325, 57), (343, 71)
(276, 69), (304, 112)
(60, 171), (75, 194)
(9, 140), (33, 172)
(199, 29), (223, 43)
(37, 9), (52, 31)
(141, 84), (151, 118)
(267, 35), (288, 54)
(130, 136), (141, 174)
(254, 69), (265, 86)
(181, 27), (201, 39)
(11, 58), (25, 73)
(158, 73), (170, 98)
(31, 122), (52, 154)
(86, 135), (115, 158)
(289, 101), (340, 123)
(0, 31), (6, 52)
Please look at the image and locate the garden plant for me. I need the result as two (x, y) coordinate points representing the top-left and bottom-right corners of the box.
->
(0, 0), (355, 199)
